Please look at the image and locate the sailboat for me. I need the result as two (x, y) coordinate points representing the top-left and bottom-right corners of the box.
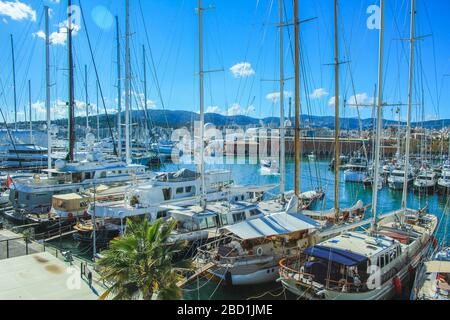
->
(6, 2), (155, 226)
(279, 0), (438, 300)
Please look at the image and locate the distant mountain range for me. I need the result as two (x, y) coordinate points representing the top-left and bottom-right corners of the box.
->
(6, 109), (450, 130)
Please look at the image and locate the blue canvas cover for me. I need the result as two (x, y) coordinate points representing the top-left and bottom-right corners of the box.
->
(304, 245), (368, 267)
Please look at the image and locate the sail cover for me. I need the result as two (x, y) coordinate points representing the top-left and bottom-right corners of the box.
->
(156, 169), (200, 182)
(303, 245), (368, 267)
(223, 212), (320, 240)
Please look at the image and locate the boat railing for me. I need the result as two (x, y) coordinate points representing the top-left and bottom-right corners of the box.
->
(279, 255), (315, 285)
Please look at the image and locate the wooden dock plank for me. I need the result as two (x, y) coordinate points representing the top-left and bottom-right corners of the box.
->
(177, 262), (215, 288)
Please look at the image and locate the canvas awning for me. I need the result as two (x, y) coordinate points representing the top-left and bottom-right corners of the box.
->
(223, 212), (320, 240)
(303, 245), (368, 267)
(425, 261), (450, 274)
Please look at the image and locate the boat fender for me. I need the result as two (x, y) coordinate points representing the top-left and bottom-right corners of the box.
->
(393, 276), (402, 296)
(256, 247), (264, 256)
(432, 236), (438, 249)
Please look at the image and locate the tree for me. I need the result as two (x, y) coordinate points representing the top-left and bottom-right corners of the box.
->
(97, 217), (192, 300)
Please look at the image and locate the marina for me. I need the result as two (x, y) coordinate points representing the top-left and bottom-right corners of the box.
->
(0, 0), (449, 304)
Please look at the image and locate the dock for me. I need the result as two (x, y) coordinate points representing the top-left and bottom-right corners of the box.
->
(177, 262), (215, 288)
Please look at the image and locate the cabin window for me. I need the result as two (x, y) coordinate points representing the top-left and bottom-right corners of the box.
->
(176, 187), (184, 195)
(384, 253), (390, 265)
(186, 186), (193, 193)
(220, 215), (229, 226)
(206, 216), (217, 228)
(249, 209), (261, 217)
(378, 255), (385, 268)
(162, 188), (171, 201)
(232, 212), (246, 223)
(100, 172), (107, 178)
(157, 211), (167, 219)
(198, 218), (208, 230)
(85, 172), (92, 179)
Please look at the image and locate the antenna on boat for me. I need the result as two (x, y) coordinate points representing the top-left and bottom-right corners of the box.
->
(142, 45), (150, 149)
(10, 34), (17, 131)
(371, 0), (385, 233)
(45, 6), (52, 172)
(125, 0), (131, 164)
(85, 65), (89, 135)
(28, 80), (33, 144)
(401, 0), (417, 210)
(116, 16), (122, 158)
(67, 0), (76, 162)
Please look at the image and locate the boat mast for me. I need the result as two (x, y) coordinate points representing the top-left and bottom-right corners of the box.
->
(28, 80), (32, 143)
(402, 0), (416, 210)
(10, 35), (17, 131)
(125, 0), (131, 164)
(333, 0), (340, 215)
(294, 0), (301, 198)
(143, 45), (149, 145)
(67, 0), (75, 162)
(85, 65), (89, 134)
(371, 0), (385, 232)
(198, 0), (206, 200)
(279, 0), (286, 202)
(45, 6), (51, 171)
(116, 16), (122, 158)
(96, 80), (100, 140)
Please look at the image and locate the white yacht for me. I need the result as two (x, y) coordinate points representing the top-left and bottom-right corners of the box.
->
(438, 170), (450, 194)
(413, 170), (437, 192)
(260, 159), (279, 176)
(0, 143), (48, 169)
(8, 152), (152, 215)
(344, 156), (369, 183)
(88, 169), (273, 223)
(388, 169), (414, 190)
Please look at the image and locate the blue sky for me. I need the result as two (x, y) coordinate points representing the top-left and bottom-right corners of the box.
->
(0, 0), (449, 125)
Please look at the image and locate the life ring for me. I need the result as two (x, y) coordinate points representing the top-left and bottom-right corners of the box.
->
(256, 247), (264, 256)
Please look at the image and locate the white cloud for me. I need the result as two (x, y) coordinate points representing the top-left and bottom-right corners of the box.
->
(230, 62), (255, 78)
(225, 103), (255, 116)
(205, 103), (255, 116)
(347, 93), (375, 107)
(310, 88), (329, 99)
(33, 18), (81, 45)
(265, 91), (292, 103)
(0, 0), (36, 22)
(206, 106), (221, 114)
(32, 30), (45, 39)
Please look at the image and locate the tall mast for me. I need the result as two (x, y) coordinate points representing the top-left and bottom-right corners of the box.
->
(96, 80), (100, 140)
(294, 0), (301, 197)
(28, 80), (32, 143)
(279, 0), (285, 202)
(10, 35), (17, 131)
(67, 0), (75, 162)
(402, 0), (416, 210)
(45, 6), (51, 171)
(85, 65), (89, 133)
(333, 0), (340, 214)
(143, 45), (149, 144)
(125, 0), (131, 164)
(197, 0), (206, 199)
(116, 16), (122, 158)
(371, 0), (385, 232)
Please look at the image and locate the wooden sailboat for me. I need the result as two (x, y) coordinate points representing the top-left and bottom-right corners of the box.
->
(279, 0), (438, 300)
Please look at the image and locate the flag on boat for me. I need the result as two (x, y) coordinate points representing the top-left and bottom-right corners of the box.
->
(6, 175), (12, 188)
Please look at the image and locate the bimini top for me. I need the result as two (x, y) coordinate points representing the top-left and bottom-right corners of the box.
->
(304, 245), (368, 267)
(223, 212), (320, 241)
(155, 168), (200, 182)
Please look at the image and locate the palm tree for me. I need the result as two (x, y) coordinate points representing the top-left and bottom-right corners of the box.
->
(97, 217), (192, 300)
